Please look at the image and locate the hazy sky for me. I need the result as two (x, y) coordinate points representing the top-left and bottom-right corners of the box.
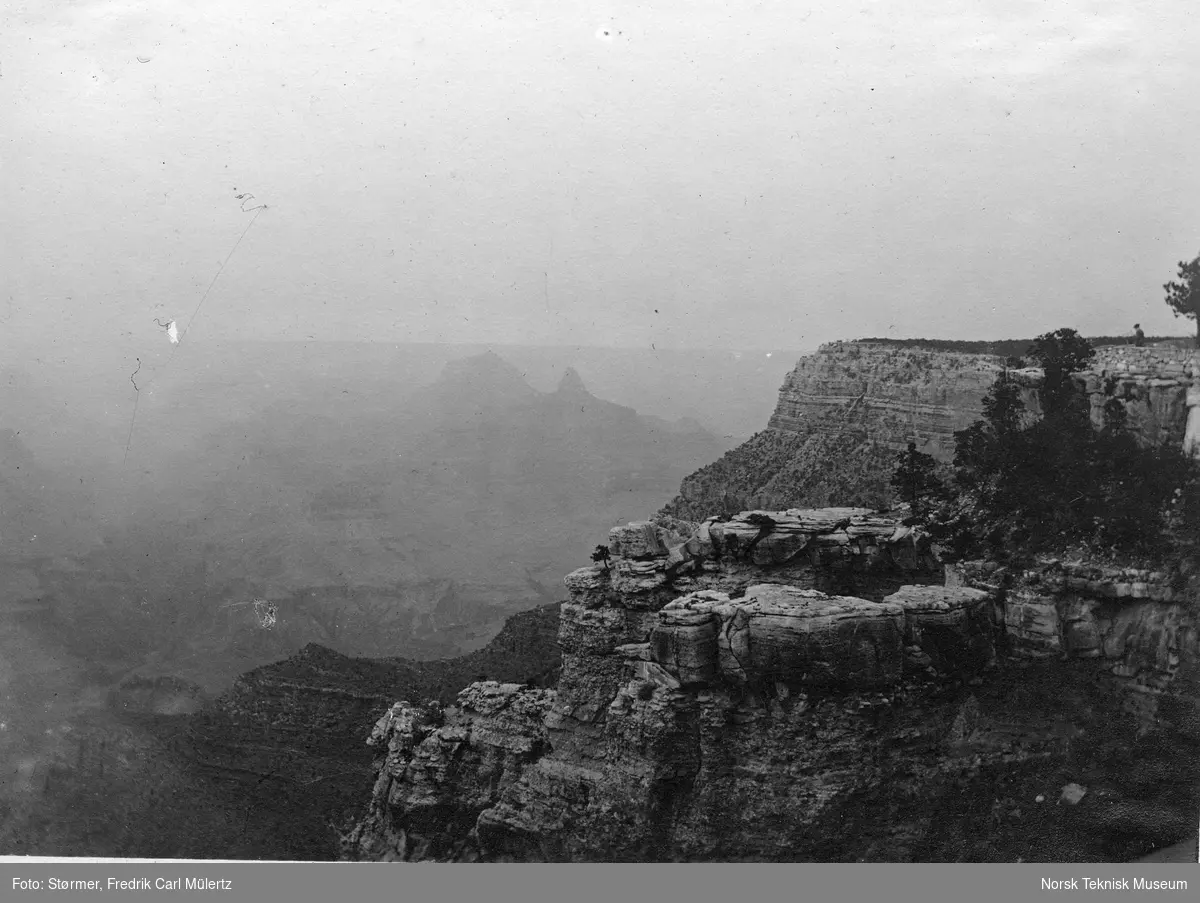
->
(3, 0), (1199, 360)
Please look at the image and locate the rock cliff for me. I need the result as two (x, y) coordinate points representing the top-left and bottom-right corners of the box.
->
(766, 342), (1034, 460)
(662, 341), (1199, 522)
(1072, 344), (1198, 450)
(343, 510), (1200, 863)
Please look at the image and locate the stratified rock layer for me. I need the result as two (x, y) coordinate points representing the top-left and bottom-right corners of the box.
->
(663, 342), (1199, 522)
(765, 341), (1197, 460)
(344, 683), (555, 862)
(766, 342), (1027, 460)
(650, 585), (906, 689)
(345, 507), (1200, 864)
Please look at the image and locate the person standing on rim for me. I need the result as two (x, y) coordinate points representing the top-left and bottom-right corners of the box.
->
(1133, 323), (1145, 347)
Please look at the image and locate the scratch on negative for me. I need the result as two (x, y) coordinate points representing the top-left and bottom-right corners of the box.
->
(122, 358), (142, 465)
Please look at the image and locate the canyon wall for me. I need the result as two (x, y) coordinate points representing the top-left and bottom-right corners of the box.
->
(768, 341), (1198, 460)
(766, 342), (1031, 460)
(342, 510), (1200, 862)
(335, 341), (1200, 862)
(1073, 344), (1197, 450)
(663, 342), (1199, 522)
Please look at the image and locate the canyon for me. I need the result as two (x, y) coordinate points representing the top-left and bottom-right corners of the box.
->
(13, 337), (1197, 862)
(336, 339), (1200, 862)
(0, 604), (562, 860)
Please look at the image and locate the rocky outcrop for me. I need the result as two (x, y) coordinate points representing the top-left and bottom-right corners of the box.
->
(663, 343), (1015, 521)
(345, 508), (1200, 863)
(342, 683), (556, 862)
(768, 341), (1199, 461)
(1186, 385), (1200, 458)
(335, 342), (1200, 862)
(952, 558), (1200, 732)
(648, 585), (909, 690)
(1071, 344), (1199, 449)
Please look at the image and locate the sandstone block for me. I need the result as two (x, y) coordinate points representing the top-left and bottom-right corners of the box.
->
(883, 585), (994, 674)
(609, 559), (672, 598)
(615, 643), (651, 661)
(1059, 600), (1101, 657)
(557, 603), (627, 655)
(650, 607), (720, 686)
(563, 566), (609, 602)
(608, 521), (673, 559)
(631, 660), (682, 690)
(734, 584), (904, 689)
(1004, 591), (1061, 651)
(652, 586), (906, 690)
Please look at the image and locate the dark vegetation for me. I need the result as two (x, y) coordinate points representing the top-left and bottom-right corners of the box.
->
(915, 329), (1200, 565)
(890, 442), (945, 521)
(658, 424), (895, 521)
(590, 545), (612, 571)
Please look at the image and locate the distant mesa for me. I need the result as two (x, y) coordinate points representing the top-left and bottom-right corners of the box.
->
(439, 350), (515, 376)
(435, 351), (537, 393)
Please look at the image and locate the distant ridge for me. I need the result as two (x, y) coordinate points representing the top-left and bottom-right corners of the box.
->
(852, 335), (1194, 358)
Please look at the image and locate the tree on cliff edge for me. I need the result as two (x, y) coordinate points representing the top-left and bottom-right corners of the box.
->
(891, 442), (944, 520)
(935, 350), (1197, 560)
(590, 544), (611, 572)
(1025, 328), (1095, 413)
(1163, 253), (1200, 347)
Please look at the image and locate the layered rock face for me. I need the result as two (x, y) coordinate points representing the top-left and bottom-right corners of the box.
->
(345, 683), (555, 862)
(955, 559), (1200, 733)
(663, 341), (1199, 522)
(767, 341), (1200, 461)
(766, 342), (1037, 461)
(344, 511), (976, 862)
(345, 510), (1200, 863)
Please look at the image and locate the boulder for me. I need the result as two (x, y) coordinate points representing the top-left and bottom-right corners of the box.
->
(652, 585), (905, 690)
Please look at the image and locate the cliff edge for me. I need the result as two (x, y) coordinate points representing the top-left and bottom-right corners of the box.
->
(662, 341), (1199, 522)
(342, 511), (1200, 862)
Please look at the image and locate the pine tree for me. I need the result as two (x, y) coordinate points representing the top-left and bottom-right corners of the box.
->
(1163, 254), (1200, 348)
(590, 544), (612, 571)
(890, 442), (944, 518)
